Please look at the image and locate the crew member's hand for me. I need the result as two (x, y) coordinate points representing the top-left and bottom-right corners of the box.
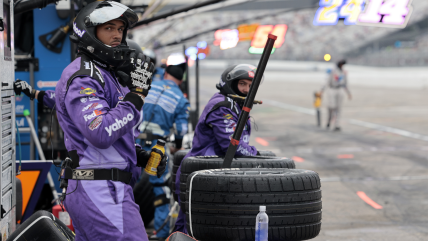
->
(116, 52), (155, 97)
(136, 146), (151, 167)
(170, 146), (183, 155)
(156, 154), (168, 178)
(14, 79), (36, 100)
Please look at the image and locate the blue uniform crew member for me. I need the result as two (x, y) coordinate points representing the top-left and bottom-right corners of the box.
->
(139, 63), (190, 239)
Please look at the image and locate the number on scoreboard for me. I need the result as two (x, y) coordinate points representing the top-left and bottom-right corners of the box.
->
(357, 0), (413, 28)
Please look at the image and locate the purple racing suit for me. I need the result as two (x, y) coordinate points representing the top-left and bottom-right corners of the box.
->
(37, 90), (56, 109)
(36, 89), (142, 187)
(55, 53), (147, 241)
(174, 93), (257, 234)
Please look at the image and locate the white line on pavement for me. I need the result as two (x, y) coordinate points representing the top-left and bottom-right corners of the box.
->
(263, 99), (316, 115)
(349, 119), (428, 142)
(201, 87), (428, 142)
(262, 98), (428, 142)
(321, 175), (428, 182)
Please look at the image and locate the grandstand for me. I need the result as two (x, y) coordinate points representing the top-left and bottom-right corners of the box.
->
(133, 0), (428, 66)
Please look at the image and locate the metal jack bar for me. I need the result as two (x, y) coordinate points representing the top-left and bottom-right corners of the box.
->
(222, 34), (277, 168)
(25, 115), (60, 205)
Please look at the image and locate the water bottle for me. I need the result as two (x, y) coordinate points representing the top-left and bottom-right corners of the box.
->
(255, 206), (268, 241)
(144, 139), (166, 176)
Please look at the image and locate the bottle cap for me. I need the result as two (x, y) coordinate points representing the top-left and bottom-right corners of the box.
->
(157, 139), (166, 146)
(259, 206), (266, 212)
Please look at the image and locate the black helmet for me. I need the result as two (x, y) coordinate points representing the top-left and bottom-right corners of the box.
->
(216, 64), (263, 97)
(143, 49), (157, 66)
(126, 39), (143, 56)
(337, 59), (347, 68)
(70, 1), (138, 67)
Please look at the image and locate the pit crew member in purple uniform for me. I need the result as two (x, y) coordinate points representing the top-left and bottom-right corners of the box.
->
(173, 64), (260, 233)
(55, 1), (165, 240)
(13, 39), (148, 189)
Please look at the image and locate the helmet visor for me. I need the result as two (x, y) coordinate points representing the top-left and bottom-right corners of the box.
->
(227, 64), (264, 84)
(86, 1), (138, 28)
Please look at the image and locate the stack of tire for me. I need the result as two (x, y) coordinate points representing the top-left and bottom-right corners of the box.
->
(178, 155), (295, 212)
(171, 150), (278, 202)
(185, 168), (322, 241)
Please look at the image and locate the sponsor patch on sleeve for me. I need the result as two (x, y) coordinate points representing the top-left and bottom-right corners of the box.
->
(89, 116), (103, 131)
(223, 114), (233, 120)
(82, 103), (103, 112)
(80, 87), (96, 96)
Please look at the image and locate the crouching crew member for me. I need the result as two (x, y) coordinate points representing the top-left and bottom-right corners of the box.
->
(174, 64), (260, 233)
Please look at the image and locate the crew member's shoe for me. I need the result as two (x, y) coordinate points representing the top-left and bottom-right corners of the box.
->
(333, 127), (341, 131)
(326, 123), (330, 129)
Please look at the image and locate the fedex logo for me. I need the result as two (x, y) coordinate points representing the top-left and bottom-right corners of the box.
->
(105, 113), (134, 136)
(84, 110), (103, 122)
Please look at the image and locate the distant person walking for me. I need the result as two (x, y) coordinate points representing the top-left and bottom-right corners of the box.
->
(321, 60), (352, 131)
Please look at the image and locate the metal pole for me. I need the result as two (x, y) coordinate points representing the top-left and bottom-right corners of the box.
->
(195, 56), (200, 117)
(183, 45), (189, 99)
(222, 34), (277, 168)
(29, 62), (35, 160)
(25, 115), (60, 205)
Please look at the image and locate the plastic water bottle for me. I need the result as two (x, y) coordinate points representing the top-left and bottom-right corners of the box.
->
(255, 206), (268, 241)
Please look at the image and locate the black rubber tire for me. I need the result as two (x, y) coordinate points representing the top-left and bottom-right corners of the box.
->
(178, 156), (295, 212)
(133, 172), (155, 226)
(173, 151), (275, 201)
(7, 210), (75, 241)
(16, 177), (23, 223)
(253, 150), (276, 157)
(173, 150), (190, 166)
(184, 168), (322, 241)
(172, 150), (190, 202)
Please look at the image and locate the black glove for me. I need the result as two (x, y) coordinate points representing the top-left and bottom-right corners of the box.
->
(136, 145), (151, 168)
(136, 146), (168, 178)
(156, 154), (168, 178)
(116, 52), (155, 97)
(14, 79), (36, 100)
(256, 151), (261, 156)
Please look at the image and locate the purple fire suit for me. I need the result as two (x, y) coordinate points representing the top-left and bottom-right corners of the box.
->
(55, 54), (147, 241)
(174, 93), (257, 234)
(37, 90), (56, 109)
(37, 90), (142, 187)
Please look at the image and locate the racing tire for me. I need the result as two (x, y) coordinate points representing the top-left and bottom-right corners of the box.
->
(184, 168), (322, 241)
(172, 150), (190, 202)
(253, 150), (276, 157)
(133, 171), (155, 226)
(7, 210), (75, 241)
(178, 156), (295, 211)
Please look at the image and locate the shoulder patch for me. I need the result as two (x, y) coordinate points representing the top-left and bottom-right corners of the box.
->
(209, 96), (239, 115)
(205, 96), (239, 128)
(66, 55), (105, 93)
